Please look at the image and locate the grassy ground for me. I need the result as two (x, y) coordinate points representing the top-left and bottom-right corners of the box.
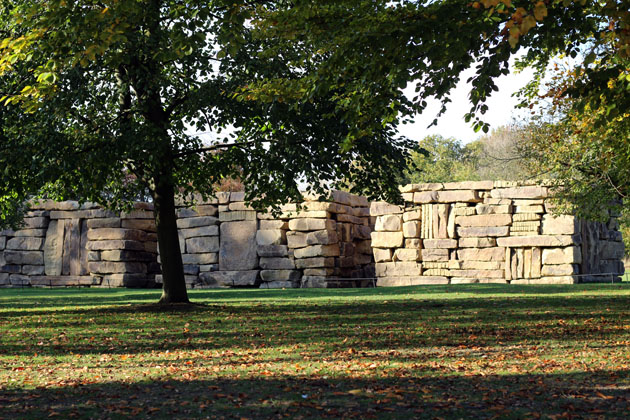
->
(1, 285), (630, 419)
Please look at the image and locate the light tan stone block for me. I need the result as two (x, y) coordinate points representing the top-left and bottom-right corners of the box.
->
(256, 229), (286, 246)
(371, 232), (404, 248)
(402, 221), (420, 238)
(375, 261), (422, 276)
(6, 237), (44, 251)
(421, 248), (449, 261)
(515, 205), (544, 213)
(286, 232), (307, 248)
(513, 213), (541, 222)
(375, 215), (402, 232)
(457, 226), (510, 237)
(295, 257), (335, 268)
(403, 209), (422, 222)
(186, 237), (220, 253)
(541, 246), (581, 265)
(490, 186), (548, 199)
(288, 218), (336, 232)
(436, 190), (480, 203)
(449, 269), (504, 278)
(294, 244), (340, 259)
(393, 248), (421, 261)
(413, 191), (439, 204)
(423, 239), (457, 249)
(457, 247), (505, 261)
(456, 214), (512, 227)
(259, 220), (289, 230)
(541, 264), (578, 276)
(305, 229), (338, 245)
(453, 207), (476, 216)
(475, 204), (512, 215)
(370, 202), (403, 216)
(458, 237), (496, 248)
(497, 235), (577, 248)
(405, 238), (422, 248)
(541, 214), (578, 235)
(442, 181), (494, 190)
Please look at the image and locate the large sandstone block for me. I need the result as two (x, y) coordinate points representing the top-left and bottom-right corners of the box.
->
(182, 253), (218, 265)
(4, 250), (44, 265)
(180, 225), (219, 239)
(413, 191), (439, 204)
(370, 202), (403, 216)
(458, 237), (496, 248)
(120, 219), (156, 231)
(305, 229), (338, 245)
(176, 216), (219, 229)
(354, 225), (372, 240)
(87, 218), (121, 229)
(375, 215), (402, 232)
(377, 276), (447, 286)
(6, 237), (44, 251)
(87, 240), (145, 251)
(457, 247), (505, 262)
(436, 190), (480, 203)
(475, 204), (512, 215)
(490, 186), (548, 199)
(403, 209), (422, 222)
(260, 270), (301, 282)
(100, 250), (156, 262)
(288, 218), (336, 232)
(87, 228), (148, 241)
(22, 265), (45, 275)
(185, 237), (220, 253)
(599, 241), (625, 259)
(375, 261), (422, 276)
(286, 232), (308, 248)
(295, 257), (335, 268)
(421, 248), (449, 262)
(259, 220), (289, 230)
(541, 264), (578, 276)
(402, 221), (420, 238)
(23, 217), (49, 229)
(303, 268), (334, 276)
(88, 261), (147, 274)
(457, 226), (509, 237)
(373, 248), (393, 263)
(11, 229), (47, 237)
(294, 244), (340, 259)
(220, 211), (257, 222)
(200, 270), (259, 287)
(511, 276), (578, 284)
(449, 269), (504, 279)
(370, 232), (404, 248)
(257, 245), (289, 258)
(516, 205), (544, 214)
(542, 247), (582, 265)
(219, 221), (258, 270)
(541, 214), (578, 235)
(256, 229), (286, 246)
(423, 239), (457, 249)
(442, 181), (494, 190)
(513, 213), (541, 222)
(496, 235), (578, 248)
(259, 257), (296, 270)
(392, 248), (421, 261)
(455, 214), (512, 227)
(449, 260), (503, 270)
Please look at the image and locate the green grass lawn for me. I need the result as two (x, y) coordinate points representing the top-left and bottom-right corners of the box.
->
(1, 285), (630, 419)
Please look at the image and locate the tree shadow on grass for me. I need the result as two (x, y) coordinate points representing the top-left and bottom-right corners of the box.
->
(1, 369), (629, 419)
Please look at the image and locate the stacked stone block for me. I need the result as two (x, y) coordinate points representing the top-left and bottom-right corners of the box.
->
(372, 181), (624, 286)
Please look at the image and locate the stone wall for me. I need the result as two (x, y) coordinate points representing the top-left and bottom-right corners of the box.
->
(0, 181), (624, 288)
(370, 181), (624, 285)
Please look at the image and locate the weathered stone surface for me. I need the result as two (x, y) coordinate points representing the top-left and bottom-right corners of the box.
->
(541, 264), (578, 276)
(400, 183), (444, 192)
(450, 278), (479, 284)
(22, 265), (45, 275)
(449, 260), (503, 270)
(4, 251), (44, 265)
(354, 225), (372, 240)
(22, 217), (48, 229)
(420, 248), (448, 261)
(88, 261), (147, 274)
(182, 253), (218, 265)
(294, 244), (340, 259)
(511, 276), (578, 284)
(303, 268), (335, 276)
(256, 229), (286, 246)
(600, 241), (625, 259)
(295, 257), (335, 268)
(220, 211), (257, 222)
(257, 245), (289, 257)
(87, 218), (121, 229)
(541, 214), (578, 235)
(457, 247), (505, 262)
(456, 214), (512, 227)
(412, 191), (439, 204)
(516, 205), (545, 214)
(490, 186), (548, 199)
(370, 232), (404, 248)
(373, 248), (393, 263)
(403, 209), (422, 222)
(286, 232), (308, 248)
(7, 237), (44, 251)
(87, 228), (147, 241)
(542, 247), (581, 265)
(200, 270), (259, 287)
(259, 257), (296, 270)
(260, 280), (299, 289)
(176, 216), (219, 229)
(11, 229), (47, 237)
(375, 215), (402, 232)
(457, 226), (510, 237)
(87, 240), (145, 251)
(402, 221), (420, 238)
(228, 202), (255, 211)
(230, 191), (246, 201)
(513, 213), (541, 222)
(458, 237), (496, 248)
(497, 235), (578, 248)
(449, 269), (504, 278)
(288, 218), (336, 232)
(304, 229), (338, 245)
(392, 248), (421, 261)
(260, 270), (301, 282)
(436, 190), (481, 203)
(259, 220), (289, 230)
(219, 221), (257, 271)
(475, 204), (512, 215)
(375, 261), (422, 276)
(423, 239), (457, 249)
(180, 225), (219, 239)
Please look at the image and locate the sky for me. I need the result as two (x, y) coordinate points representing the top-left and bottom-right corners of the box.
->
(398, 60), (536, 144)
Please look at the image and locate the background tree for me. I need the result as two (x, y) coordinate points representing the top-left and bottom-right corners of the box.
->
(0, 0), (412, 303)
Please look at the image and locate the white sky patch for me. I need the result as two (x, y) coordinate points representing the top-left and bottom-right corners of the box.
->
(398, 56), (536, 143)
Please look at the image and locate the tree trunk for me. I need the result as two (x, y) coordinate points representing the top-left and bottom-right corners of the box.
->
(153, 175), (189, 304)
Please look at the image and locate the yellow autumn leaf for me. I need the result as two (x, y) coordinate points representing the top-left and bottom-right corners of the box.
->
(520, 15), (537, 34)
(534, 2), (548, 20)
